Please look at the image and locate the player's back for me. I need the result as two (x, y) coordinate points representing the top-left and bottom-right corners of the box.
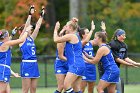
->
(65, 34), (85, 67)
(100, 44), (119, 71)
(0, 42), (11, 66)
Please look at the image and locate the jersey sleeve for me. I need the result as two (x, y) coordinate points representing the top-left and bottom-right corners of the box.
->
(123, 43), (128, 58)
(108, 40), (120, 58)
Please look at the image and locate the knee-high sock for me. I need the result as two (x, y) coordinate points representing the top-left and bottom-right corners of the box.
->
(54, 90), (61, 93)
(75, 91), (82, 93)
(64, 88), (74, 93)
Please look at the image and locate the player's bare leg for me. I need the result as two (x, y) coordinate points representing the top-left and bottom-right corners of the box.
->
(30, 78), (38, 93)
(22, 78), (31, 93)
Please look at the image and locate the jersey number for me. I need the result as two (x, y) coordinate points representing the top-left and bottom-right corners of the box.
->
(88, 52), (92, 57)
(31, 47), (35, 55)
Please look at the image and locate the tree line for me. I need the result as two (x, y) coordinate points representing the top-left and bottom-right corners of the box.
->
(0, 0), (140, 56)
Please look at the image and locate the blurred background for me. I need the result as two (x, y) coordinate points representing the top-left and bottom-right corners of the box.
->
(1, 0), (140, 55)
(1, 0), (140, 92)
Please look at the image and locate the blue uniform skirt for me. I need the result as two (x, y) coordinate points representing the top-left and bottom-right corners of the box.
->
(100, 70), (120, 83)
(20, 60), (40, 78)
(54, 59), (68, 74)
(0, 65), (11, 83)
(82, 63), (96, 82)
(68, 64), (85, 76)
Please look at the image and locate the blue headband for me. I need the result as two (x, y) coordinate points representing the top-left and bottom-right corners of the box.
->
(116, 29), (125, 36)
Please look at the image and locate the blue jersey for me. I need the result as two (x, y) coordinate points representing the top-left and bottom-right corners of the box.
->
(83, 42), (94, 57)
(100, 45), (119, 71)
(0, 42), (11, 66)
(20, 36), (37, 60)
(0, 42), (11, 82)
(99, 44), (120, 83)
(82, 42), (95, 66)
(65, 34), (85, 67)
(82, 42), (96, 81)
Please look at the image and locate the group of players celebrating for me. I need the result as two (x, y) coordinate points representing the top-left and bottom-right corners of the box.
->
(53, 17), (140, 93)
(0, 4), (140, 93)
(0, 5), (44, 93)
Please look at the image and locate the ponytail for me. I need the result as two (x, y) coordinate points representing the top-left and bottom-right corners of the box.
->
(69, 17), (79, 30)
(77, 26), (87, 39)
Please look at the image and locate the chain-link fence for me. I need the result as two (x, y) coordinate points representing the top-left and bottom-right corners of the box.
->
(10, 54), (140, 88)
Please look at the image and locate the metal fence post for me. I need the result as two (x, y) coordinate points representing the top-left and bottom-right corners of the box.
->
(125, 65), (128, 84)
(44, 56), (47, 87)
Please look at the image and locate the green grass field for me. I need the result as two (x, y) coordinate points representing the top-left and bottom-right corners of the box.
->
(10, 56), (140, 93)
(11, 84), (140, 93)
(10, 62), (140, 87)
(10, 58), (140, 88)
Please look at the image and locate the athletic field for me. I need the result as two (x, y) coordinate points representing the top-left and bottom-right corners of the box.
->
(10, 57), (140, 88)
(10, 56), (140, 93)
(11, 84), (140, 93)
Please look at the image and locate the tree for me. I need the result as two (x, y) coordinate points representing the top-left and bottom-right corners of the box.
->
(69, 0), (79, 19)
(5, 0), (47, 30)
(4, 0), (49, 56)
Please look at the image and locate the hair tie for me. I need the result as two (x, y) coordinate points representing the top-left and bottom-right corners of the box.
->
(0, 31), (2, 36)
(1, 31), (8, 38)
(71, 18), (78, 23)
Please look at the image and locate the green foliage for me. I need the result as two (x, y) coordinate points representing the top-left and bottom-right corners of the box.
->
(0, 0), (140, 56)
(85, 0), (140, 52)
(0, 0), (19, 28)
(0, 0), (50, 56)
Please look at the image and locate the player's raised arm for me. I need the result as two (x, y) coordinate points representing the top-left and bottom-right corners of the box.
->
(100, 21), (107, 36)
(20, 5), (35, 37)
(81, 20), (95, 46)
(59, 25), (66, 36)
(31, 6), (45, 40)
(9, 27), (18, 40)
(100, 21), (106, 32)
(4, 25), (32, 47)
(53, 22), (73, 43)
(54, 21), (60, 42)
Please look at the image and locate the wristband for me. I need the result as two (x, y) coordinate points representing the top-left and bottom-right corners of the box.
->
(29, 6), (35, 15)
(11, 28), (17, 36)
(40, 7), (45, 17)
